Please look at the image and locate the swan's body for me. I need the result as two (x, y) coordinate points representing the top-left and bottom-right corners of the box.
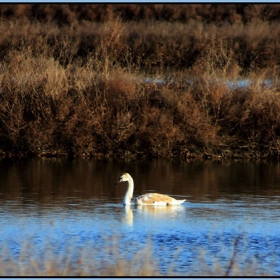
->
(118, 173), (186, 206)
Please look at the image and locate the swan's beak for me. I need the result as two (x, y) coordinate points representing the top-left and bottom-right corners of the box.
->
(116, 175), (123, 185)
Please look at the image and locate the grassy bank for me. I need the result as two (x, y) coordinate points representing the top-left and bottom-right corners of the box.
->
(1, 4), (280, 160)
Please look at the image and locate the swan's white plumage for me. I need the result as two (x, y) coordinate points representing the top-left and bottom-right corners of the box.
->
(118, 173), (186, 206)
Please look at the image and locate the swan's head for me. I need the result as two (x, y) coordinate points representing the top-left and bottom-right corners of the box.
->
(119, 173), (132, 183)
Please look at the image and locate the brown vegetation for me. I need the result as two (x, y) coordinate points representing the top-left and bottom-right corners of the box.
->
(0, 4), (280, 159)
(0, 234), (273, 276)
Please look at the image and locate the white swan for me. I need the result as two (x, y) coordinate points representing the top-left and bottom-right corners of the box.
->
(117, 173), (186, 206)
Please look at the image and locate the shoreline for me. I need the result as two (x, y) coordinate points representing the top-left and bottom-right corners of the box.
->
(1, 147), (280, 161)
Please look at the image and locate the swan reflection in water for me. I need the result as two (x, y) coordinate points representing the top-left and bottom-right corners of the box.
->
(135, 204), (185, 219)
(122, 204), (185, 226)
(123, 206), (134, 226)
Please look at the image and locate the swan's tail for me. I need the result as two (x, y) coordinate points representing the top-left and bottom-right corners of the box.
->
(168, 199), (186, 205)
(177, 199), (186, 205)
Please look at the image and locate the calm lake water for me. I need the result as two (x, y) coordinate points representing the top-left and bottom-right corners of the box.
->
(1, 158), (280, 275)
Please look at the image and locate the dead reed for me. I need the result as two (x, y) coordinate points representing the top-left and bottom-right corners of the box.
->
(0, 234), (275, 276)
(0, 5), (280, 159)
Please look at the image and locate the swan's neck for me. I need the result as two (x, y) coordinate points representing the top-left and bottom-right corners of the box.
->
(123, 176), (134, 205)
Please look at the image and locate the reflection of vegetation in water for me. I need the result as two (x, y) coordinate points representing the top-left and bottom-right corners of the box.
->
(0, 233), (275, 276)
(1, 4), (280, 160)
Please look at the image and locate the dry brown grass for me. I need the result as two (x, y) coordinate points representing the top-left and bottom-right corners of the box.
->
(1, 7), (280, 71)
(1, 4), (280, 24)
(0, 234), (275, 276)
(0, 5), (280, 159)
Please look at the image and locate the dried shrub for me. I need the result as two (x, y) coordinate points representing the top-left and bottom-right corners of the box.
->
(0, 7), (280, 159)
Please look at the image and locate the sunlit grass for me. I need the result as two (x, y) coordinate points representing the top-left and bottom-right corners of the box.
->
(0, 234), (276, 276)
(1, 5), (280, 160)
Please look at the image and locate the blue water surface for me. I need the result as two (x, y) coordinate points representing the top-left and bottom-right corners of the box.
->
(0, 158), (280, 275)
